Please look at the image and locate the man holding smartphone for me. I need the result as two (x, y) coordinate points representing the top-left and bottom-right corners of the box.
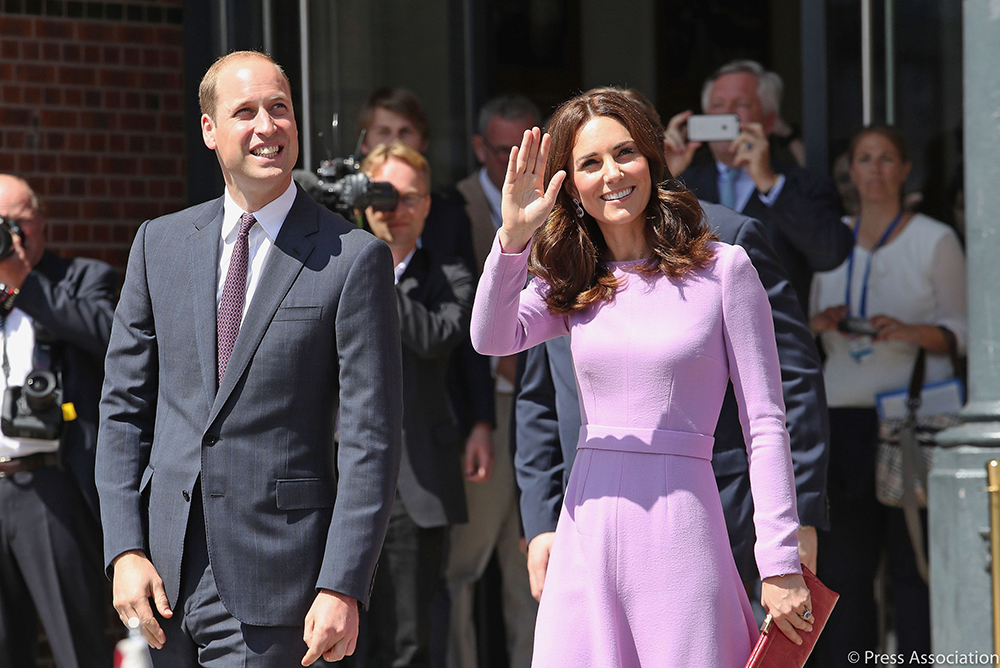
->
(664, 59), (852, 312)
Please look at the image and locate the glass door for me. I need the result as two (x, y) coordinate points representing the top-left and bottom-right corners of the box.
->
(824, 0), (963, 228)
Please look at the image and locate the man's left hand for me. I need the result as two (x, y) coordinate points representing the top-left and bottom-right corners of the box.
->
(730, 122), (778, 194)
(463, 422), (495, 483)
(301, 589), (358, 665)
(798, 525), (818, 573)
(0, 234), (32, 290)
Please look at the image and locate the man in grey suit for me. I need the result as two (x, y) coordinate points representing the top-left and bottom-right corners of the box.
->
(350, 142), (470, 667)
(96, 51), (403, 667)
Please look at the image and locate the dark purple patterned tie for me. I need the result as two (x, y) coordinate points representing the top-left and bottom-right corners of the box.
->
(217, 212), (256, 386)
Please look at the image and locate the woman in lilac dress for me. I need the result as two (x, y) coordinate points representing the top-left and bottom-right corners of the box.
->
(470, 90), (812, 667)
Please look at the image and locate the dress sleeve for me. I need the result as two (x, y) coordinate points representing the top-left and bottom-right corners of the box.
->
(719, 245), (802, 579)
(929, 228), (968, 354)
(470, 232), (570, 356)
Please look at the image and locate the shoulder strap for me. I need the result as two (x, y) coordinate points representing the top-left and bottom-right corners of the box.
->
(938, 326), (963, 380)
(907, 348), (927, 410)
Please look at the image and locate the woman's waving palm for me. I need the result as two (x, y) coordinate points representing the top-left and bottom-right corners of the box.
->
(498, 127), (567, 254)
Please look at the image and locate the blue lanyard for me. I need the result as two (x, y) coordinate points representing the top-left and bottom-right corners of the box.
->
(844, 211), (905, 317)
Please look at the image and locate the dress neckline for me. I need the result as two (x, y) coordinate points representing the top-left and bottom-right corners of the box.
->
(605, 258), (651, 268)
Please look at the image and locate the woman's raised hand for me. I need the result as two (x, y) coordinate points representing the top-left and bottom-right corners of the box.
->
(498, 127), (567, 254)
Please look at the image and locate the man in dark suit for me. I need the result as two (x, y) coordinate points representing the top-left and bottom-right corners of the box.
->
(356, 87), (495, 492)
(96, 51), (403, 667)
(351, 142), (471, 667)
(664, 60), (852, 310)
(515, 202), (830, 601)
(448, 94), (542, 668)
(0, 174), (115, 668)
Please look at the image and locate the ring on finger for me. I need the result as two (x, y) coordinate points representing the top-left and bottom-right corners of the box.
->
(800, 609), (813, 621)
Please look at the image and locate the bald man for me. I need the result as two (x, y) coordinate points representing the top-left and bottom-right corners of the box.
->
(0, 173), (116, 668)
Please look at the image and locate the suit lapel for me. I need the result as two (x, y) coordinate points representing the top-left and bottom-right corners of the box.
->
(397, 248), (429, 295)
(208, 188), (318, 427)
(457, 175), (496, 272)
(189, 198), (225, 406)
(684, 162), (721, 203)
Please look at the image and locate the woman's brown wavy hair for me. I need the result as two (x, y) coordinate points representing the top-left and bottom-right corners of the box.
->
(530, 89), (715, 315)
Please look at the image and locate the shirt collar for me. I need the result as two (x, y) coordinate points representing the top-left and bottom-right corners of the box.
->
(715, 161), (742, 177)
(478, 167), (503, 227)
(222, 180), (298, 243)
(394, 247), (418, 284)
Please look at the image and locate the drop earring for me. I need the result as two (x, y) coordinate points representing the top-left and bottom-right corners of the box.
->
(572, 197), (585, 219)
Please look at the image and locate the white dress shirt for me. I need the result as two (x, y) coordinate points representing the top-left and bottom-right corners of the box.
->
(216, 181), (297, 321)
(0, 309), (60, 459)
(394, 247), (417, 285)
(478, 167), (503, 230)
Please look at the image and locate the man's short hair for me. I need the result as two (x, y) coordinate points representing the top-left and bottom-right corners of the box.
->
(360, 141), (431, 191)
(701, 59), (783, 118)
(357, 88), (430, 142)
(476, 94), (541, 137)
(199, 51), (289, 121)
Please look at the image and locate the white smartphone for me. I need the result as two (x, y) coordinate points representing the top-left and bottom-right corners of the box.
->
(686, 114), (740, 142)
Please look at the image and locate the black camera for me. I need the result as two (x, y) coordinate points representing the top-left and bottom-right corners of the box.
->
(0, 215), (23, 259)
(837, 316), (879, 337)
(2, 369), (64, 440)
(293, 157), (399, 220)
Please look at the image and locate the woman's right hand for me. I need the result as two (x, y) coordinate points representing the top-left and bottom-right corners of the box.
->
(498, 127), (566, 254)
(810, 304), (848, 335)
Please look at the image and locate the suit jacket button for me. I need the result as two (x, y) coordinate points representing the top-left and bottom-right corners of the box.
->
(203, 434), (218, 447)
(182, 490), (190, 502)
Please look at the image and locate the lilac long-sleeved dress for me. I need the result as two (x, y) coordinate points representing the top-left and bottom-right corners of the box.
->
(471, 235), (801, 667)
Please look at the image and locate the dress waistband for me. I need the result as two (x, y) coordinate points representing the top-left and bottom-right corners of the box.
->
(578, 425), (715, 460)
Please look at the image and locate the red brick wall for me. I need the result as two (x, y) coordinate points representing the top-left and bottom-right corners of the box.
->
(0, 0), (187, 275)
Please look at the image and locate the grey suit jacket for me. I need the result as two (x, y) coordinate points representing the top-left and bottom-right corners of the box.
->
(455, 170), (497, 273)
(96, 186), (403, 625)
(395, 247), (472, 528)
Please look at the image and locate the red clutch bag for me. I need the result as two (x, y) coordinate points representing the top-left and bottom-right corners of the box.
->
(744, 565), (839, 668)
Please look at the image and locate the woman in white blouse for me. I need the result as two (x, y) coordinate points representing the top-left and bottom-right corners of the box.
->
(809, 126), (966, 666)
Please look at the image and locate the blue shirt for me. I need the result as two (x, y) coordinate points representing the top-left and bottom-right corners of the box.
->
(714, 162), (786, 212)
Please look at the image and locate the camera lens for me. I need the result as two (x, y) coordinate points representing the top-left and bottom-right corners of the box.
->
(23, 370), (57, 411)
(369, 181), (400, 212)
(0, 226), (13, 260)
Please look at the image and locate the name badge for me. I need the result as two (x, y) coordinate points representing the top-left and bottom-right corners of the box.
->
(847, 335), (874, 364)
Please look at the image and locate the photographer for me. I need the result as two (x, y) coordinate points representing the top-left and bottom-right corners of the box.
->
(350, 143), (471, 667)
(0, 174), (115, 668)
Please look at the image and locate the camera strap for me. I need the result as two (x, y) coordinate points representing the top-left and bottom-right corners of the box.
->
(0, 313), (61, 385)
(30, 323), (57, 373)
(0, 311), (9, 382)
